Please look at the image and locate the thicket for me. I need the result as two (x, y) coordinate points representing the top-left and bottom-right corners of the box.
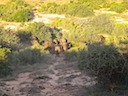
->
(90, 14), (114, 34)
(0, 47), (10, 63)
(0, 0), (33, 22)
(78, 43), (128, 89)
(109, 2), (126, 13)
(17, 31), (32, 47)
(0, 22), (60, 77)
(59, 14), (128, 90)
(0, 27), (20, 49)
(51, 14), (114, 46)
(26, 22), (61, 43)
(77, 0), (106, 9)
(8, 48), (46, 65)
(103, 1), (128, 13)
(38, 2), (94, 17)
(0, 47), (12, 77)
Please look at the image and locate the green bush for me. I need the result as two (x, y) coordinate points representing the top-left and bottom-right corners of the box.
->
(78, 43), (128, 86)
(65, 3), (94, 17)
(17, 31), (32, 45)
(0, 0), (33, 22)
(10, 0), (29, 6)
(39, 2), (94, 17)
(8, 48), (46, 65)
(0, 48), (10, 63)
(90, 14), (114, 34)
(38, 2), (61, 13)
(26, 22), (53, 43)
(109, 2), (126, 13)
(12, 8), (33, 22)
(78, 0), (106, 9)
(0, 48), (12, 78)
(0, 28), (20, 49)
(0, 64), (12, 78)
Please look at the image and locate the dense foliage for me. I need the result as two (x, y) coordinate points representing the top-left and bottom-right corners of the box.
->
(78, 43), (128, 86)
(0, 27), (20, 49)
(38, 2), (94, 17)
(0, 0), (33, 22)
(8, 48), (46, 65)
(26, 22), (61, 43)
(0, 1), (128, 94)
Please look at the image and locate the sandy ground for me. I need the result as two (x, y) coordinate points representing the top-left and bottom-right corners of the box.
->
(0, 55), (96, 96)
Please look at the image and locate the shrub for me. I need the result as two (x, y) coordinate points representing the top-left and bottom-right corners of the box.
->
(39, 2), (94, 17)
(12, 8), (33, 22)
(78, 43), (128, 86)
(26, 22), (53, 43)
(17, 31), (32, 44)
(109, 2), (126, 13)
(90, 14), (114, 34)
(8, 48), (46, 65)
(0, 48), (11, 78)
(0, 48), (10, 63)
(65, 3), (94, 17)
(10, 0), (29, 6)
(0, 0), (33, 22)
(0, 64), (12, 78)
(64, 48), (79, 61)
(0, 28), (20, 49)
(78, 0), (106, 9)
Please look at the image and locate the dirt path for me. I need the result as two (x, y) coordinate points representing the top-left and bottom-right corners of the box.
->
(0, 55), (96, 96)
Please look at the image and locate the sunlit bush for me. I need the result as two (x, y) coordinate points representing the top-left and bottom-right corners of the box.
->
(0, 0), (33, 22)
(0, 48), (11, 78)
(39, 2), (94, 17)
(12, 8), (33, 22)
(0, 48), (10, 63)
(26, 22), (52, 43)
(109, 2), (126, 13)
(0, 27), (20, 49)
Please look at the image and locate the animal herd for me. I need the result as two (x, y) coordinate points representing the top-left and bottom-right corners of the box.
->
(43, 38), (72, 56)
(31, 36), (72, 56)
(30, 34), (106, 56)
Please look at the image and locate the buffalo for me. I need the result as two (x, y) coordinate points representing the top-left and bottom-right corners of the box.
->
(42, 38), (72, 56)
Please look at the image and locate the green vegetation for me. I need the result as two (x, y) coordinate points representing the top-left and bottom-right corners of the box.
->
(109, 3), (126, 13)
(0, 47), (12, 77)
(12, 8), (33, 22)
(0, 27), (20, 49)
(78, 43), (128, 86)
(51, 7), (128, 92)
(26, 22), (61, 43)
(38, 2), (94, 17)
(26, 22), (52, 43)
(8, 48), (46, 65)
(0, 0), (128, 95)
(0, 22), (61, 77)
(0, 0), (33, 22)
(51, 14), (114, 45)
(103, 1), (128, 13)
(0, 47), (10, 63)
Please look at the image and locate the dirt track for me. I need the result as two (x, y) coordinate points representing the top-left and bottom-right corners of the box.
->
(0, 55), (96, 96)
